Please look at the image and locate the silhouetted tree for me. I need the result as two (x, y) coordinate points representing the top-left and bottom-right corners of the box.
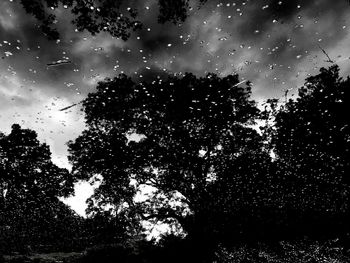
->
(0, 124), (78, 252)
(270, 65), (350, 238)
(19, 0), (208, 40)
(80, 209), (144, 247)
(68, 72), (271, 259)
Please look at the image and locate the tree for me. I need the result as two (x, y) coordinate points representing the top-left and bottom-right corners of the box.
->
(19, 0), (208, 40)
(0, 124), (78, 252)
(271, 65), (350, 238)
(68, 72), (272, 258)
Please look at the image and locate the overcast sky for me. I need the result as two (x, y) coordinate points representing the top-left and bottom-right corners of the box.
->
(1, 0), (350, 215)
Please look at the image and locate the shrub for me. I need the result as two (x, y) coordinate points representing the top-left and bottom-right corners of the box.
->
(80, 244), (138, 263)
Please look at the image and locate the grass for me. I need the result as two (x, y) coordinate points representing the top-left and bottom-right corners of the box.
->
(2, 238), (350, 262)
(2, 252), (83, 263)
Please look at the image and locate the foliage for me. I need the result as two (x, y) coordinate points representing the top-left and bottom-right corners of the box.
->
(274, 65), (349, 170)
(69, 66), (350, 251)
(2, 65), (350, 258)
(2, 238), (349, 263)
(158, 0), (207, 24)
(265, 65), (350, 239)
(68, 72), (270, 254)
(79, 210), (143, 247)
(19, 0), (207, 40)
(79, 243), (142, 263)
(0, 124), (80, 253)
(213, 238), (350, 263)
(0, 124), (74, 199)
(254, 65), (350, 241)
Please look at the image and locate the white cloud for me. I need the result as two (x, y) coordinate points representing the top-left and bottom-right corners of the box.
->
(0, 2), (17, 30)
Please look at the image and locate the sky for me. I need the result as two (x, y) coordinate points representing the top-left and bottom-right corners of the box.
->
(1, 0), (350, 216)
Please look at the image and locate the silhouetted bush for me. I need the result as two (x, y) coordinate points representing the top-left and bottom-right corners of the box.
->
(79, 244), (140, 263)
(5, 256), (31, 263)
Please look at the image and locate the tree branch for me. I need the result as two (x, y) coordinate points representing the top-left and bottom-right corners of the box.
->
(318, 44), (334, 63)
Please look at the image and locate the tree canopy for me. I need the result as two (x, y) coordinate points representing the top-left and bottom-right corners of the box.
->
(19, 0), (207, 40)
(0, 124), (79, 252)
(66, 71), (291, 261)
(266, 65), (350, 238)
(68, 66), (350, 249)
(274, 65), (349, 174)
(0, 124), (74, 203)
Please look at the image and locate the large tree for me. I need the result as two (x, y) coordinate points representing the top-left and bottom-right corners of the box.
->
(0, 124), (78, 252)
(68, 72), (272, 256)
(270, 65), (350, 238)
(19, 0), (207, 40)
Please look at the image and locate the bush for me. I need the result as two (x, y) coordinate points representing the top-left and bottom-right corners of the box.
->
(6, 256), (31, 263)
(79, 244), (139, 263)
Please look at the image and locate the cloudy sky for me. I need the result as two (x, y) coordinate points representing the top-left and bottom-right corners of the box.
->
(1, 0), (350, 215)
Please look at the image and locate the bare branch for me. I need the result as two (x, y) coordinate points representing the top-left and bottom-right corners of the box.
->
(318, 44), (334, 63)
